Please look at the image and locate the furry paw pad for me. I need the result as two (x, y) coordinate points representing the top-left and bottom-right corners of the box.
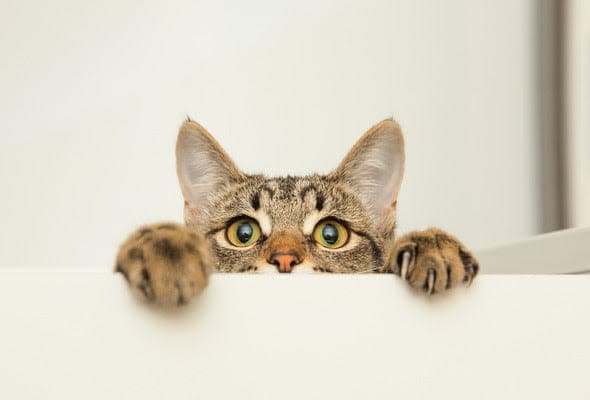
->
(115, 223), (212, 306)
(391, 229), (479, 294)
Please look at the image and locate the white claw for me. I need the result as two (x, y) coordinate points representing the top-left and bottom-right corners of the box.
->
(427, 270), (435, 295)
(400, 251), (411, 280)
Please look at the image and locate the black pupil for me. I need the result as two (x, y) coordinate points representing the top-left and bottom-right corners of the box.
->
(236, 223), (254, 243)
(322, 224), (339, 245)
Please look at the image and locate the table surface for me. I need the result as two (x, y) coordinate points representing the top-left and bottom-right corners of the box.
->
(0, 270), (589, 399)
(476, 226), (590, 274)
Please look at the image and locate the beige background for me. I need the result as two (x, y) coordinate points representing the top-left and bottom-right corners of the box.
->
(1, 1), (542, 267)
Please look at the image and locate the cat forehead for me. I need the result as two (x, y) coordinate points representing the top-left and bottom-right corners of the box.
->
(239, 176), (330, 228)
(257, 176), (328, 207)
(242, 175), (368, 226)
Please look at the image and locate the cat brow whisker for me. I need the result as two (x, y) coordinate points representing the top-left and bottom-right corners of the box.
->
(353, 265), (380, 274)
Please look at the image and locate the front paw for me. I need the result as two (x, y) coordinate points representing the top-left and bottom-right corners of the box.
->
(390, 228), (479, 294)
(114, 223), (212, 306)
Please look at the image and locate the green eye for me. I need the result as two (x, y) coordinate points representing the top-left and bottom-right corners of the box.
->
(313, 220), (349, 249)
(226, 218), (261, 247)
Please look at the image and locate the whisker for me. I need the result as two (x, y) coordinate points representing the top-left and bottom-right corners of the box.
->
(352, 265), (381, 274)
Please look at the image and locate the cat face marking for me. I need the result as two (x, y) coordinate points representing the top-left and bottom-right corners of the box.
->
(302, 210), (322, 236)
(176, 119), (405, 273)
(253, 209), (272, 236)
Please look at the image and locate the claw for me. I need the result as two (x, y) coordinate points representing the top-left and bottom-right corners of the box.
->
(427, 269), (435, 295)
(400, 251), (411, 280)
(463, 265), (476, 287)
(464, 270), (473, 287)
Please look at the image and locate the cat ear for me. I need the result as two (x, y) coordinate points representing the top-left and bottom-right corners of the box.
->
(330, 119), (405, 233)
(176, 120), (243, 221)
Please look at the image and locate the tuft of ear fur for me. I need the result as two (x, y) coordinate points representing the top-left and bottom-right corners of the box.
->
(330, 119), (405, 235)
(176, 121), (243, 224)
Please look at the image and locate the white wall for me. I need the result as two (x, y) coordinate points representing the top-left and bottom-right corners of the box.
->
(565, 0), (590, 227)
(0, 0), (538, 268)
(390, 1), (537, 246)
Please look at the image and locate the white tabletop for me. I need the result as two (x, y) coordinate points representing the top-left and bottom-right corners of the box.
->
(477, 226), (590, 274)
(0, 270), (589, 399)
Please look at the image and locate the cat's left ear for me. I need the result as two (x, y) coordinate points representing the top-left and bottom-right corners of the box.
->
(176, 120), (244, 225)
(330, 119), (405, 234)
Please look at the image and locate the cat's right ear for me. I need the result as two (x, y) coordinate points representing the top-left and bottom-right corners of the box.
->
(176, 120), (243, 222)
(329, 119), (405, 235)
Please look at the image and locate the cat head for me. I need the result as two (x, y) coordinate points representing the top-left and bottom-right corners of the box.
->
(176, 119), (405, 273)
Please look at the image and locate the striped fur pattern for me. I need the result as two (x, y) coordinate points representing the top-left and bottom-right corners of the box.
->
(115, 119), (478, 306)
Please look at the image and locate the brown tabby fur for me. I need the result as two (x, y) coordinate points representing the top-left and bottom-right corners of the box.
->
(115, 119), (479, 306)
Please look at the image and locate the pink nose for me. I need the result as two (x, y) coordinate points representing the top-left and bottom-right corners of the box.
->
(269, 253), (300, 273)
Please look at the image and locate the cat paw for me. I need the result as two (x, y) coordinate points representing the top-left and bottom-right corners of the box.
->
(114, 223), (213, 306)
(389, 228), (479, 294)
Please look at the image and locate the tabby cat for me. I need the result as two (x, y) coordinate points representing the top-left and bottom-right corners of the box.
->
(115, 119), (479, 306)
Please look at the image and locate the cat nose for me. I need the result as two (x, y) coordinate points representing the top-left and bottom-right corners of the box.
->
(269, 253), (301, 273)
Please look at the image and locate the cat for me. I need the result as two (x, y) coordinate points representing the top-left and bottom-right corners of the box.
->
(115, 119), (479, 306)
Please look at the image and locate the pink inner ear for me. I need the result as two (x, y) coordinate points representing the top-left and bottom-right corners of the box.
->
(176, 121), (243, 221)
(332, 120), (405, 229)
(378, 177), (400, 210)
(357, 142), (404, 216)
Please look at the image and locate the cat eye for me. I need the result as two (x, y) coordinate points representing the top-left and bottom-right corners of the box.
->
(226, 218), (261, 247)
(313, 220), (349, 249)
